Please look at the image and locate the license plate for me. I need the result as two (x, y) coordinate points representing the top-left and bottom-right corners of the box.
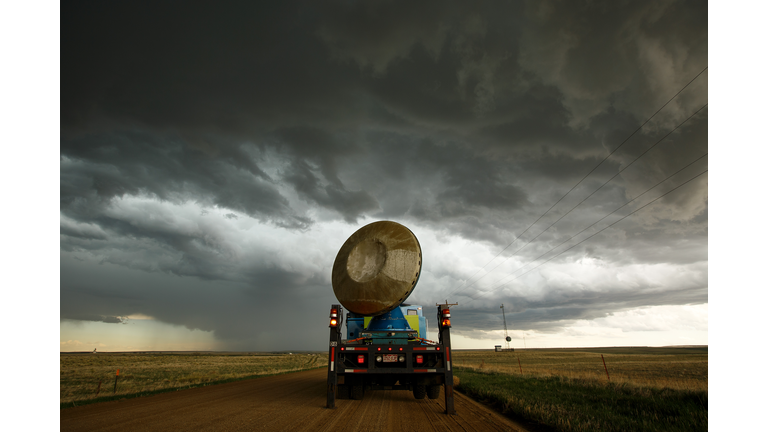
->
(383, 354), (398, 363)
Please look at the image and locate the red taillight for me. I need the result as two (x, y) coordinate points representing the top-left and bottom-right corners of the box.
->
(388, 347), (392, 351)
(441, 318), (451, 328)
(377, 347), (381, 351)
(357, 355), (365, 364)
(341, 347), (345, 351)
(416, 355), (423, 364)
(436, 347), (440, 351)
(329, 308), (339, 327)
(399, 347), (403, 351)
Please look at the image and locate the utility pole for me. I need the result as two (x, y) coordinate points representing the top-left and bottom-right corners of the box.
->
(500, 304), (511, 350)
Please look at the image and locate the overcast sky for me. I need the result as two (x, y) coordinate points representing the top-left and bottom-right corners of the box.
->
(57, 0), (710, 352)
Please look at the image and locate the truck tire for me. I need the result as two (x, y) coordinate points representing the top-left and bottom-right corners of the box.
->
(413, 384), (427, 399)
(350, 384), (364, 400)
(337, 384), (349, 399)
(427, 385), (440, 399)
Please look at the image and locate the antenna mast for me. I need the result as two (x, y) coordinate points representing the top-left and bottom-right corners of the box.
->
(500, 304), (512, 350)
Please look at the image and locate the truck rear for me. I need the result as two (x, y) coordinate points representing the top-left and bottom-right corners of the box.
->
(325, 221), (456, 414)
(326, 302), (455, 413)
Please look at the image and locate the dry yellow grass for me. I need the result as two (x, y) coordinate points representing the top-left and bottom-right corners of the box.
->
(451, 347), (707, 392)
(60, 352), (326, 405)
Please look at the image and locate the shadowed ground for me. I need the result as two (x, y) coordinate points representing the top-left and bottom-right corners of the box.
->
(61, 368), (528, 432)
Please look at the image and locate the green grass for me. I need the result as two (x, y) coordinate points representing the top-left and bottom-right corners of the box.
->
(455, 368), (707, 432)
(60, 352), (327, 409)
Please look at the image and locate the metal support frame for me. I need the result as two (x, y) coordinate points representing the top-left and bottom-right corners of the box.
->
(326, 304), (342, 409)
(437, 303), (456, 415)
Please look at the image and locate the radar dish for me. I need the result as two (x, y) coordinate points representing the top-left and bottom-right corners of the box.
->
(332, 221), (422, 316)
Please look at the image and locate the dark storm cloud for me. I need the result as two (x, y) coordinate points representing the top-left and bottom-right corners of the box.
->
(60, 1), (383, 145)
(60, 254), (337, 349)
(516, 0), (707, 122)
(60, 0), (707, 348)
(60, 130), (311, 230)
(64, 314), (127, 325)
(283, 159), (380, 223)
(275, 126), (380, 222)
(451, 270), (708, 335)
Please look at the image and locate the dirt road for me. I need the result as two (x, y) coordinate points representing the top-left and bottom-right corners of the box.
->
(61, 368), (529, 431)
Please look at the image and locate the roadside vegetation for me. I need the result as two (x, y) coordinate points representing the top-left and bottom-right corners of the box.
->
(60, 351), (326, 408)
(452, 347), (707, 432)
(62, 346), (708, 431)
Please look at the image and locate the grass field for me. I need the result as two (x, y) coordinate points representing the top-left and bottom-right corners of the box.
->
(60, 351), (325, 408)
(61, 346), (708, 431)
(451, 347), (708, 432)
(452, 347), (708, 391)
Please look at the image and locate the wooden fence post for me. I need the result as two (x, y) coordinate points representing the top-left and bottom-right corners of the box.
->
(601, 355), (610, 381)
(518, 357), (522, 374)
(114, 369), (120, 394)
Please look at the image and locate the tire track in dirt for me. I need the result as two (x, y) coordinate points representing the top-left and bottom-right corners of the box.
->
(61, 368), (529, 432)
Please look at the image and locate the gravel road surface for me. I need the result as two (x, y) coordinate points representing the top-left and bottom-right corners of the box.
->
(61, 368), (529, 431)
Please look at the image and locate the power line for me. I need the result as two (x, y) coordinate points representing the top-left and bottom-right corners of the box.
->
(441, 66), (708, 300)
(462, 103), (708, 292)
(479, 151), (708, 296)
(461, 165), (708, 307)
(451, 100), (708, 295)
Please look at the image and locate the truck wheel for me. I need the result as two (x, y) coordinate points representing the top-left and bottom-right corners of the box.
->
(413, 384), (427, 399)
(350, 384), (364, 400)
(427, 385), (440, 399)
(338, 384), (349, 399)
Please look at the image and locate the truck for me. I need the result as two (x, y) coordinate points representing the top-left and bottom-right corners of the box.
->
(325, 221), (456, 415)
